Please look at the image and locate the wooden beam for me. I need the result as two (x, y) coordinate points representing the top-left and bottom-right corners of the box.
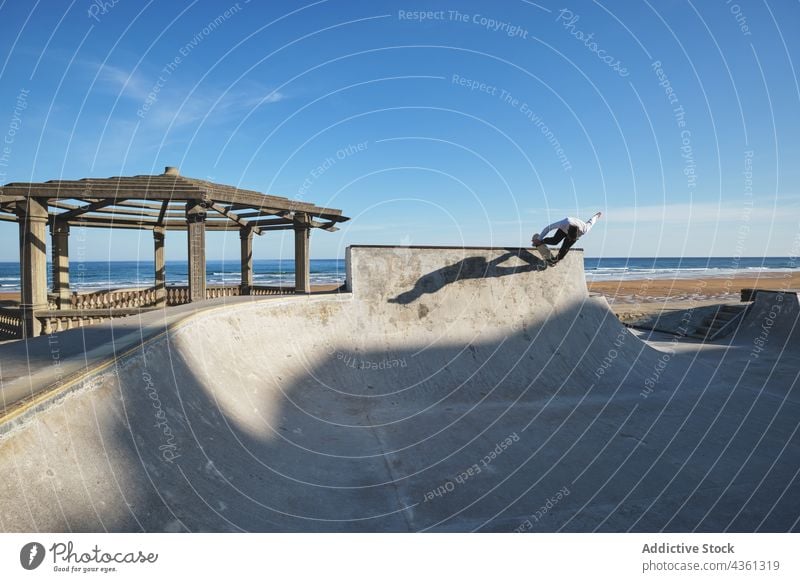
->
(234, 209), (294, 219)
(62, 216), (172, 229)
(82, 208), (187, 219)
(207, 202), (262, 235)
(57, 198), (127, 220)
(49, 221), (169, 231)
(48, 200), (82, 211)
(47, 219), (247, 231)
(95, 199), (177, 211)
(64, 212), (233, 226)
(308, 219), (340, 231)
(244, 217), (294, 227)
(0, 194), (24, 205)
(227, 203), (287, 215)
(3, 187), (205, 201)
(240, 224), (294, 231)
(243, 216), (336, 231)
(156, 200), (169, 226)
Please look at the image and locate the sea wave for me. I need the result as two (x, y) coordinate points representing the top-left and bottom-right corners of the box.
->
(585, 266), (799, 282)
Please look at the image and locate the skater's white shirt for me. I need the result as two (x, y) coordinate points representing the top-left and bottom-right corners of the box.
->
(536, 213), (600, 240)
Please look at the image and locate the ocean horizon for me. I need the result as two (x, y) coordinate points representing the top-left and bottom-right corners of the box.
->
(0, 256), (798, 292)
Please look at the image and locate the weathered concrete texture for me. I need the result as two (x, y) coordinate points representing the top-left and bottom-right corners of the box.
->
(0, 246), (798, 532)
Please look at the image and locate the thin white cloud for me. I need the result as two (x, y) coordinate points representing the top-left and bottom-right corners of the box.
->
(91, 62), (152, 101)
(143, 86), (286, 129)
(509, 196), (800, 226)
(603, 198), (800, 224)
(82, 60), (286, 129)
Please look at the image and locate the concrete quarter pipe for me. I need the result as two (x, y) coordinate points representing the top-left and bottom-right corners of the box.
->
(0, 246), (798, 532)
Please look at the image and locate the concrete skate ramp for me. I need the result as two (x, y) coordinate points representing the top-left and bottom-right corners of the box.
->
(730, 289), (800, 349)
(0, 246), (798, 532)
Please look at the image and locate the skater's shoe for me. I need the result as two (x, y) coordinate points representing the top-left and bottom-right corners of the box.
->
(546, 258), (558, 267)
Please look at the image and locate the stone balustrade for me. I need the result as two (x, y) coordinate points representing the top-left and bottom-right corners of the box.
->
(251, 285), (295, 296)
(0, 308), (23, 340)
(7, 285), (297, 339)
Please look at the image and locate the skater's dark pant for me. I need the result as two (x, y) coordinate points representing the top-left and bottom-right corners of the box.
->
(541, 225), (579, 261)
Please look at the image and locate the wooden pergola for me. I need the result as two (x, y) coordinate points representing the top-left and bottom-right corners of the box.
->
(0, 166), (349, 337)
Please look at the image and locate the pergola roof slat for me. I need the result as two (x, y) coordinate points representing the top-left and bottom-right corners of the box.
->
(1, 167), (348, 229)
(57, 199), (123, 221)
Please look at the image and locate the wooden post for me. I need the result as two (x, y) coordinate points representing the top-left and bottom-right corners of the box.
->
(17, 198), (49, 337)
(153, 227), (166, 307)
(240, 225), (253, 295)
(50, 219), (71, 310)
(294, 213), (310, 294)
(186, 201), (207, 302)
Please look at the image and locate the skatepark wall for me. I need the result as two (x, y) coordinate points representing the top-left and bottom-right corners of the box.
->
(729, 288), (800, 358)
(0, 244), (666, 532)
(346, 244), (586, 325)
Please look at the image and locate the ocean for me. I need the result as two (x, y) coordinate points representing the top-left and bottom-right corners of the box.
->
(582, 256), (799, 282)
(0, 259), (346, 291)
(0, 257), (797, 292)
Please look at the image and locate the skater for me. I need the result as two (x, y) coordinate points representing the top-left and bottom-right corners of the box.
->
(532, 212), (602, 266)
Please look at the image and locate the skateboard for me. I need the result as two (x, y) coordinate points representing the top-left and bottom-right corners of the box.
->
(532, 242), (558, 266)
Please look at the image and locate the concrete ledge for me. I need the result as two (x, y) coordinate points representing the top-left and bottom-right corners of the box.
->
(348, 244), (584, 251)
(740, 287), (800, 302)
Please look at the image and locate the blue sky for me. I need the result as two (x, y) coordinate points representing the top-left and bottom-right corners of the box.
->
(0, 0), (798, 260)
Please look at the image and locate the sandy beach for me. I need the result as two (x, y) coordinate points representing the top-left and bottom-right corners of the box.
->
(588, 272), (800, 303)
(2, 274), (798, 314)
(0, 292), (18, 308)
(587, 272), (800, 323)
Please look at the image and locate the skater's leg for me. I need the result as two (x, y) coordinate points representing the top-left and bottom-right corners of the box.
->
(541, 229), (566, 246)
(555, 226), (580, 261)
(556, 237), (577, 261)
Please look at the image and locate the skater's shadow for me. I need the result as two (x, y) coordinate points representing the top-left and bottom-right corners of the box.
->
(389, 248), (547, 305)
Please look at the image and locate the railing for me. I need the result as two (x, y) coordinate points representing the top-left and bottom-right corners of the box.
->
(0, 307), (23, 340)
(6, 285), (298, 339)
(167, 285), (294, 305)
(48, 287), (164, 310)
(35, 307), (158, 335)
(166, 286), (190, 306)
(74, 287), (161, 310)
(206, 285), (241, 300)
(251, 285), (295, 296)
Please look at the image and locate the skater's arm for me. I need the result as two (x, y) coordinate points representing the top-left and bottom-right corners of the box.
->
(536, 222), (559, 239)
(532, 222), (554, 245)
(533, 218), (570, 244)
(582, 212), (602, 235)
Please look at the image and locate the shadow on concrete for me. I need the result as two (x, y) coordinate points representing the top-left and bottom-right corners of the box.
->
(3, 294), (799, 533)
(389, 249), (547, 305)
